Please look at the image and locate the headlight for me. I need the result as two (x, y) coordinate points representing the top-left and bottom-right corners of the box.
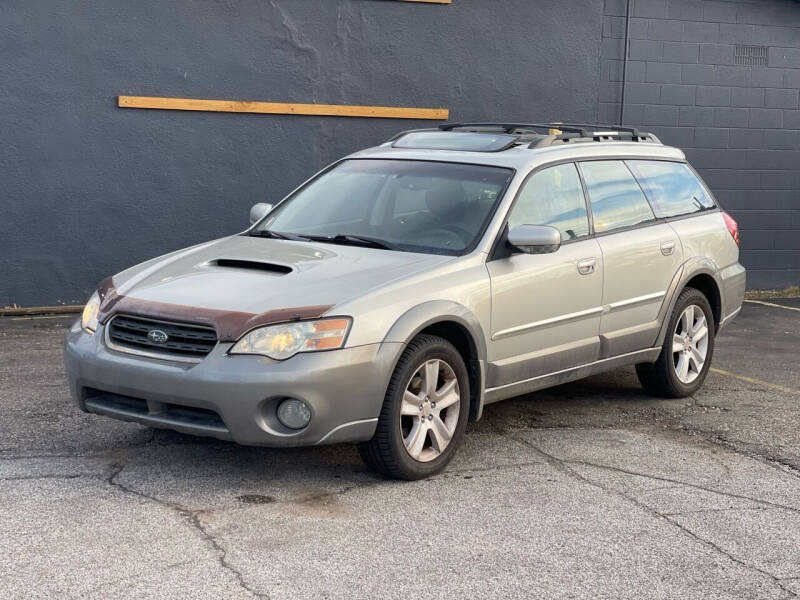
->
(229, 318), (351, 360)
(81, 291), (101, 334)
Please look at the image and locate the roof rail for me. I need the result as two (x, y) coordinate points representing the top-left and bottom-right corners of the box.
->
(545, 122), (643, 138)
(437, 122), (658, 146)
(387, 122), (661, 150)
(438, 122), (594, 137)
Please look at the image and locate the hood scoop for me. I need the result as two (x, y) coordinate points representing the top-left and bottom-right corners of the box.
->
(208, 258), (293, 275)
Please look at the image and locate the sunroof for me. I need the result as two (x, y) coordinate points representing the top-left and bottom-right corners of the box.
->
(392, 131), (518, 152)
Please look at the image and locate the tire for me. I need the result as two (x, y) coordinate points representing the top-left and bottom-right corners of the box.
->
(636, 287), (715, 398)
(357, 334), (470, 480)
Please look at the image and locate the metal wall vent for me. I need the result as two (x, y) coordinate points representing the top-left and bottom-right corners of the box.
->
(735, 45), (768, 67)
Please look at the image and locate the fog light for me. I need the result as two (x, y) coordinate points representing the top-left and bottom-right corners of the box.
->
(276, 398), (312, 430)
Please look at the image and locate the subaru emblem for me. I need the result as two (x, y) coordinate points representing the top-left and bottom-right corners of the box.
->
(147, 329), (169, 344)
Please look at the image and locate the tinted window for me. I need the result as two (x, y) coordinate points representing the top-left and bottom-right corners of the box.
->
(507, 163), (590, 240)
(579, 161), (656, 233)
(258, 159), (512, 255)
(627, 160), (715, 218)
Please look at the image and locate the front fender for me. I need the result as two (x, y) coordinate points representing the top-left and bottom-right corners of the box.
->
(381, 300), (488, 421)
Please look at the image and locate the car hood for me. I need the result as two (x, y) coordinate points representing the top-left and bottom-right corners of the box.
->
(112, 235), (454, 314)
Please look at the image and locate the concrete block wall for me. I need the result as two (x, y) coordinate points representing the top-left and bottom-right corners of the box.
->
(601, 0), (800, 289)
(3, 0), (798, 305)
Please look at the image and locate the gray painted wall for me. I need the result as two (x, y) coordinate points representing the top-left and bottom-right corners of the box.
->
(1, 0), (603, 307)
(4, 0), (799, 306)
(601, 0), (800, 289)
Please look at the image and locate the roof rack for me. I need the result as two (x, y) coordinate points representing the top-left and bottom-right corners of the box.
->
(386, 122), (660, 151)
(436, 122), (659, 147)
(439, 122), (594, 137)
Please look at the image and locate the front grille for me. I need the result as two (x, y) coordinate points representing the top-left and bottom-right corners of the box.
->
(108, 315), (217, 359)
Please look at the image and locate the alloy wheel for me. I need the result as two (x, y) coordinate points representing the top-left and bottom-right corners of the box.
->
(400, 358), (461, 462)
(672, 304), (709, 384)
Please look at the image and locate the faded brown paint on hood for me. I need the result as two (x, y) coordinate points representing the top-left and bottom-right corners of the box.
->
(109, 235), (454, 316)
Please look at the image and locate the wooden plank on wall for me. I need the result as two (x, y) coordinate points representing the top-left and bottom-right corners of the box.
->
(118, 96), (449, 120)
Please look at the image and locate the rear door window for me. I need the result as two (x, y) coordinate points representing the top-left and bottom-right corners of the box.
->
(627, 160), (716, 218)
(578, 160), (656, 234)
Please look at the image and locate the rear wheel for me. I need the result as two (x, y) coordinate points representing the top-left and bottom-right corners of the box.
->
(357, 334), (469, 480)
(636, 287), (715, 398)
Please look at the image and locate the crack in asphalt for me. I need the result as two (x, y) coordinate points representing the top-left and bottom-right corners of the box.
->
(105, 463), (271, 600)
(661, 506), (769, 517)
(672, 392), (800, 481)
(82, 559), (196, 596)
(101, 462), (388, 597)
(435, 460), (546, 477)
(561, 458), (800, 515)
(0, 473), (87, 481)
(502, 431), (799, 598)
(706, 435), (800, 479)
(690, 392), (733, 413)
(0, 438), (215, 462)
(0, 452), (93, 460)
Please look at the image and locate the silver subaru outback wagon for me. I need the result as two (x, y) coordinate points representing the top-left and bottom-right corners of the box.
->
(64, 122), (746, 479)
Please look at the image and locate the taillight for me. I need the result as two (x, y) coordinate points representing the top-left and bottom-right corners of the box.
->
(722, 211), (739, 246)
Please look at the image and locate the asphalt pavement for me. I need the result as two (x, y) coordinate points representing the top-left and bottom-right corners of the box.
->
(2, 301), (799, 599)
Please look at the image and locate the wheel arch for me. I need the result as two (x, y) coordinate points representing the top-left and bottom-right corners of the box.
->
(382, 301), (487, 422)
(654, 259), (723, 348)
(684, 273), (722, 329)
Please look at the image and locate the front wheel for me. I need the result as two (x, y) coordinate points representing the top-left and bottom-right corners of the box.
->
(636, 287), (715, 398)
(357, 334), (469, 480)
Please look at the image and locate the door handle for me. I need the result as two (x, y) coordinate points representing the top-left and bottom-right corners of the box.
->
(660, 240), (676, 256)
(577, 258), (596, 275)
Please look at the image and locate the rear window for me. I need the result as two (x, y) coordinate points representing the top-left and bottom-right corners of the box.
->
(627, 160), (716, 219)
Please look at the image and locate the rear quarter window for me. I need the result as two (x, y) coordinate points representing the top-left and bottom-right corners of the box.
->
(627, 160), (716, 219)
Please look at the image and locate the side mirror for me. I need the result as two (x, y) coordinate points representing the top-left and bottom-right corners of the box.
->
(507, 224), (561, 254)
(249, 203), (274, 225)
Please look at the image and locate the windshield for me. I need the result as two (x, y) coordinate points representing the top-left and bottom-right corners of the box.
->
(252, 159), (513, 255)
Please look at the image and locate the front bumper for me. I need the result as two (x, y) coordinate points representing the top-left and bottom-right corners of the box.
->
(64, 321), (400, 446)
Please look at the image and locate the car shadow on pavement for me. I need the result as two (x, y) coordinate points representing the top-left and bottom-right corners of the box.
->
(111, 366), (665, 495)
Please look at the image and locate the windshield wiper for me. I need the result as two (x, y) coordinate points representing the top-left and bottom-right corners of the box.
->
(302, 234), (395, 250)
(247, 230), (309, 241)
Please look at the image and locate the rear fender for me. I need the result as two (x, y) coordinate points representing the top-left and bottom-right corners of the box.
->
(654, 258), (721, 348)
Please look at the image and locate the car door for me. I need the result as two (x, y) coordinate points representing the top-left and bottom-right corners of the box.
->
(486, 162), (604, 388)
(578, 160), (684, 358)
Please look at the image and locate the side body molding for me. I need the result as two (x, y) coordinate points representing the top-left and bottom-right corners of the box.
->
(381, 300), (488, 421)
